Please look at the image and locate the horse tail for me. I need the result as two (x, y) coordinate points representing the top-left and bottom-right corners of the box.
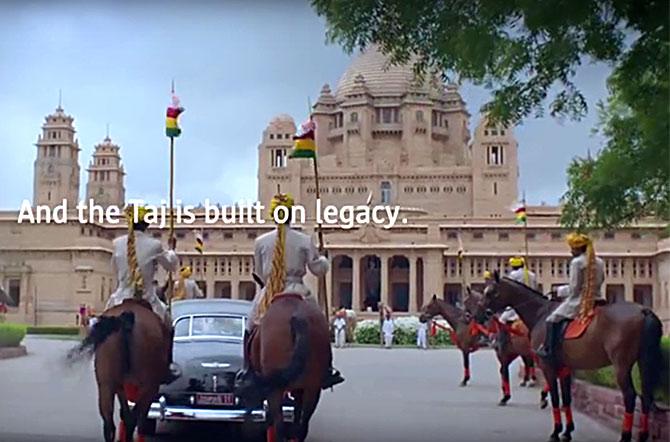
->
(67, 312), (135, 372)
(639, 308), (662, 408)
(265, 313), (309, 389)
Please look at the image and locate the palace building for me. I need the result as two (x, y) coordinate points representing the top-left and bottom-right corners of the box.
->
(1, 47), (668, 331)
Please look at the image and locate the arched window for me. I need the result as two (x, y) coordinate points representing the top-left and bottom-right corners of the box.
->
(380, 181), (392, 204)
(415, 110), (424, 122)
(350, 112), (358, 123)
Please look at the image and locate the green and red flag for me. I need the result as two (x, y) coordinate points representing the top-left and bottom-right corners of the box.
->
(289, 118), (316, 159)
(165, 87), (184, 138)
(514, 205), (527, 224)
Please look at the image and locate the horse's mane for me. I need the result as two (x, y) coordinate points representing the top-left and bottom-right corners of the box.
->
(501, 277), (551, 303)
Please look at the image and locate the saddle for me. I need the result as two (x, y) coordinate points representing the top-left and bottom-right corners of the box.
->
(564, 306), (602, 340)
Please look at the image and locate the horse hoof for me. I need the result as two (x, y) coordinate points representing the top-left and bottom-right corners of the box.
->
(528, 380), (537, 388)
(547, 435), (560, 442)
(619, 431), (632, 442)
(540, 399), (548, 409)
(638, 431), (649, 442)
(520, 381), (527, 387)
(561, 433), (572, 442)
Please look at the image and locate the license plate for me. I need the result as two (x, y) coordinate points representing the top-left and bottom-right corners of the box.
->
(195, 393), (234, 406)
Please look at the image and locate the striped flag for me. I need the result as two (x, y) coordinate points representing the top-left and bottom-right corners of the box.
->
(194, 230), (204, 254)
(289, 118), (316, 159)
(514, 205), (527, 224)
(457, 232), (464, 260)
(166, 85), (184, 138)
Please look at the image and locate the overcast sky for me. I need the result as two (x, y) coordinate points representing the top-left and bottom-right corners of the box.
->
(0, 0), (611, 210)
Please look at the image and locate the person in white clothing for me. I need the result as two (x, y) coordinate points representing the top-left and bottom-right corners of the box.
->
(382, 313), (394, 348)
(417, 318), (428, 349)
(333, 310), (347, 348)
(173, 266), (205, 300)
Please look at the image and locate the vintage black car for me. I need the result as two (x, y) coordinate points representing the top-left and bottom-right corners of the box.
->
(145, 299), (294, 436)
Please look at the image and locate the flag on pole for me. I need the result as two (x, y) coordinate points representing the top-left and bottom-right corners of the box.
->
(166, 84), (184, 138)
(514, 205), (527, 224)
(194, 230), (204, 254)
(289, 118), (316, 159)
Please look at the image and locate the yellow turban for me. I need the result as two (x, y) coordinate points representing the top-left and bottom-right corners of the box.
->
(508, 256), (525, 267)
(180, 266), (192, 278)
(483, 270), (492, 279)
(124, 205), (149, 225)
(269, 192), (295, 219)
(566, 232), (591, 249)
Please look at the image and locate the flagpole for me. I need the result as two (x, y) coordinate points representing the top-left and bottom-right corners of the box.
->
(167, 135), (175, 315)
(308, 97), (329, 323)
(522, 191), (530, 284)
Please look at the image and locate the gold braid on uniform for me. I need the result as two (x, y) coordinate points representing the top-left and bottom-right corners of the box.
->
(125, 205), (147, 300)
(258, 193), (294, 319)
(567, 233), (596, 322)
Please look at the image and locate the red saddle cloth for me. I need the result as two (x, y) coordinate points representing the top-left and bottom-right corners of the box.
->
(564, 308), (598, 340)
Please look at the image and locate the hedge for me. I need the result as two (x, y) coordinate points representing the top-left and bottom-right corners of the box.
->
(26, 326), (80, 336)
(576, 337), (670, 405)
(0, 323), (27, 347)
(354, 316), (453, 346)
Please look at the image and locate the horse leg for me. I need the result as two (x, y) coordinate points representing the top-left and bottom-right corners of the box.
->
(546, 373), (563, 442)
(120, 383), (139, 442)
(268, 390), (288, 442)
(614, 365), (637, 442)
(525, 356), (538, 387)
(559, 374), (574, 441)
(460, 349), (470, 387)
(498, 358), (511, 406)
(520, 354), (530, 387)
(134, 385), (158, 442)
(295, 388), (321, 442)
(289, 390), (304, 442)
(637, 311), (662, 442)
(540, 381), (550, 409)
(116, 388), (132, 442)
(97, 383), (116, 442)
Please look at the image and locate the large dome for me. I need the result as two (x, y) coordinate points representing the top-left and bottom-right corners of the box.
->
(336, 46), (442, 99)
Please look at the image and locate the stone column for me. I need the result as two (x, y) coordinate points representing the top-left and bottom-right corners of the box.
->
(409, 255), (417, 313)
(380, 253), (389, 307)
(231, 277), (240, 299)
(423, 251), (443, 299)
(352, 252), (361, 312)
(325, 260), (333, 312)
(623, 258), (634, 302)
(205, 257), (215, 298)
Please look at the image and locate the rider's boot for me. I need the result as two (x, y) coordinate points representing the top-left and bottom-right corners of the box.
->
(163, 324), (181, 384)
(322, 366), (345, 390)
(535, 321), (558, 363)
(234, 329), (255, 391)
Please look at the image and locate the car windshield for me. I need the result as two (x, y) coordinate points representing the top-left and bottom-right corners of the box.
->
(174, 315), (244, 339)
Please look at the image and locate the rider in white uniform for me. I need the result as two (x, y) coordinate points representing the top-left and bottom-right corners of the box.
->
(238, 193), (344, 390)
(173, 266), (205, 300)
(536, 233), (605, 364)
(105, 206), (178, 321)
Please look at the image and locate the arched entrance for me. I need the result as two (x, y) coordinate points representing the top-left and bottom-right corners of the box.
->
(443, 283), (462, 306)
(389, 255), (409, 312)
(332, 255), (353, 309)
(360, 255), (381, 311)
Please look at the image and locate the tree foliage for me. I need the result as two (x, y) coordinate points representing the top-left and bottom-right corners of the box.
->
(312, 0), (669, 229)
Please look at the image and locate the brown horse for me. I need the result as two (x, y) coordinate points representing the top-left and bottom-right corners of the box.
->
(464, 289), (544, 407)
(478, 272), (663, 442)
(67, 299), (170, 442)
(236, 294), (331, 442)
(420, 294), (489, 386)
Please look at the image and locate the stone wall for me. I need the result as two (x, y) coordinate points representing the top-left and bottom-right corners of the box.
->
(571, 379), (668, 441)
